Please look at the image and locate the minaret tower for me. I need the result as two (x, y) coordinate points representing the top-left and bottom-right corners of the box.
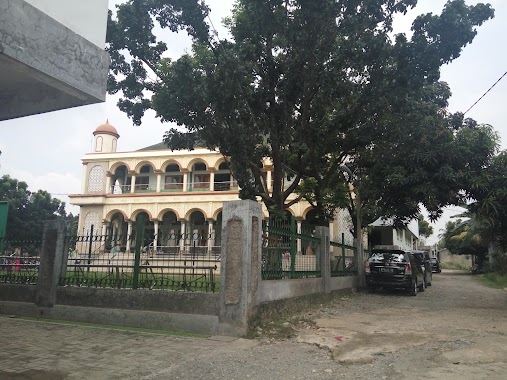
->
(93, 120), (119, 153)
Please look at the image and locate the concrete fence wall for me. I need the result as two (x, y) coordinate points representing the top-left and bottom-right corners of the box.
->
(0, 201), (359, 336)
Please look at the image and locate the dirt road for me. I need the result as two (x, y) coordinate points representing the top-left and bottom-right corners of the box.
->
(294, 270), (507, 379)
(0, 270), (505, 379)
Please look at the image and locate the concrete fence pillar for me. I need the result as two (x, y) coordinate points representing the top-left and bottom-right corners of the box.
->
(35, 220), (70, 308)
(315, 226), (331, 294)
(219, 200), (262, 336)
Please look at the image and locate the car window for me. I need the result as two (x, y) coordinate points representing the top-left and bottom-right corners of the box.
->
(369, 252), (408, 263)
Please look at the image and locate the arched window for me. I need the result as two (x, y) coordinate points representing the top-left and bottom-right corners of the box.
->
(135, 164), (152, 191)
(191, 162), (209, 191)
(164, 163), (182, 191)
(88, 165), (105, 192)
(83, 211), (100, 235)
(112, 138), (117, 152)
(215, 161), (232, 191)
(95, 136), (103, 152)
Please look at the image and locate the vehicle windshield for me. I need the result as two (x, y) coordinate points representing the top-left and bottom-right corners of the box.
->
(369, 252), (407, 263)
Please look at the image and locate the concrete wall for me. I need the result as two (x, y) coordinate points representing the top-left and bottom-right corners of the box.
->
(0, 0), (109, 120)
(0, 201), (361, 336)
(259, 275), (358, 303)
(439, 249), (472, 268)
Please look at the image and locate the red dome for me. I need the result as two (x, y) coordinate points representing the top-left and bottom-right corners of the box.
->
(93, 120), (119, 138)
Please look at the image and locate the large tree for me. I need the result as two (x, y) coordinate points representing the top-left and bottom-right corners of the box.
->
(0, 175), (68, 243)
(107, 0), (494, 227)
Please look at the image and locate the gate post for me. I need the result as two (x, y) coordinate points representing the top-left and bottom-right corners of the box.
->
(218, 200), (262, 336)
(35, 220), (70, 308)
(315, 226), (331, 294)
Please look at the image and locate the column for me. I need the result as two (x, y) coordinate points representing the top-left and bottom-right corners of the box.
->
(219, 200), (263, 336)
(130, 174), (136, 194)
(266, 167), (272, 192)
(207, 219), (214, 253)
(81, 163), (88, 193)
(101, 222), (108, 237)
(105, 173), (112, 194)
(182, 170), (189, 192)
(35, 220), (70, 307)
(296, 220), (302, 254)
(179, 220), (186, 253)
(156, 172), (162, 193)
(153, 220), (159, 254)
(126, 221), (133, 253)
(209, 169), (215, 191)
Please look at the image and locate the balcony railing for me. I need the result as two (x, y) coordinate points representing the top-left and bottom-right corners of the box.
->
(161, 183), (184, 192)
(108, 180), (239, 194)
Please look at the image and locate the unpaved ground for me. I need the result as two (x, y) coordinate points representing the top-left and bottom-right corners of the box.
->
(291, 270), (507, 379)
(0, 270), (505, 379)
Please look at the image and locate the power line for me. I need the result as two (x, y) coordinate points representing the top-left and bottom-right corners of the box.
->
(463, 70), (507, 115)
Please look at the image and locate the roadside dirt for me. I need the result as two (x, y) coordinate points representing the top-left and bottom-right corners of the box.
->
(287, 270), (507, 379)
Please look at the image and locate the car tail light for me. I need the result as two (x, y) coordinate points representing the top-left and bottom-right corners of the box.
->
(405, 262), (412, 275)
(364, 260), (370, 273)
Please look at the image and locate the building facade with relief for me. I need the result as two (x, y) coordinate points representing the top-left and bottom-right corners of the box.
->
(69, 122), (356, 254)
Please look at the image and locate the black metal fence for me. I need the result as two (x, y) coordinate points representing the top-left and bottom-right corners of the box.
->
(330, 233), (358, 277)
(261, 218), (321, 280)
(61, 232), (220, 292)
(0, 237), (41, 285)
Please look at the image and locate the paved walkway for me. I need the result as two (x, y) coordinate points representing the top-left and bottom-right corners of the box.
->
(0, 317), (333, 380)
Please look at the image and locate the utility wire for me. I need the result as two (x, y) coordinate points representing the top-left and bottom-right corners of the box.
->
(463, 70), (507, 115)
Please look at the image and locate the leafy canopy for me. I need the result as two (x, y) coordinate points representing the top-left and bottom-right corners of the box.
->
(107, 0), (494, 226)
(0, 175), (72, 243)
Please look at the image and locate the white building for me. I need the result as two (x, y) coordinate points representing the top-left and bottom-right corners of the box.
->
(69, 122), (356, 253)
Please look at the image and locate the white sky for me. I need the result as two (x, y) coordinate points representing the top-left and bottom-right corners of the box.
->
(0, 0), (505, 245)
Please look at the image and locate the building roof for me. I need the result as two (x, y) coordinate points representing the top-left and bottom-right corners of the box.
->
(137, 142), (170, 151)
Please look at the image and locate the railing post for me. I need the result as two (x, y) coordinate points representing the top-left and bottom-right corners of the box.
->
(219, 200), (262, 336)
(315, 226), (330, 294)
(132, 214), (145, 289)
(87, 224), (94, 272)
(290, 216), (296, 277)
(341, 233), (346, 271)
(35, 220), (70, 308)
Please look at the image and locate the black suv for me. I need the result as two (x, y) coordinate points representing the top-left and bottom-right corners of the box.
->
(430, 257), (441, 273)
(365, 249), (425, 296)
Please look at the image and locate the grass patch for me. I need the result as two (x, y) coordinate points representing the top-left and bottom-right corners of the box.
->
(0, 314), (209, 338)
(478, 272), (507, 289)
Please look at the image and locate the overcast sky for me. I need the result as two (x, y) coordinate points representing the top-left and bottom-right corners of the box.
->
(0, 0), (505, 245)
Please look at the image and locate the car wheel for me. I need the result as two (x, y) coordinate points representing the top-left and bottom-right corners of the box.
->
(427, 274), (432, 286)
(409, 279), (417, 296)
(419, 276), (426, 292)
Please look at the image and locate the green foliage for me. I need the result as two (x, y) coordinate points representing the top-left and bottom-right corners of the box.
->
(418, 214), (433, 239)
(107, 0), (495, 227)
(465, 151), (507, 250)
(478, 272), (507, 289)
(0, 175), (70, 242)
(440, 217), (489, 269)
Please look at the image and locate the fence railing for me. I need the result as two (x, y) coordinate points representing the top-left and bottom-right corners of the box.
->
(109, 180), (240, 194)
(61, 233), (220, 292)
(261, 218), (321, 280)
(0, 238), (42, 285)
(330, 233), (358, 277)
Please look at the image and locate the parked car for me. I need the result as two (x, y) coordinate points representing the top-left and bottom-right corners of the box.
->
(411, 250), (432, 288)
(430, 257), (442, 273)
(365, 249), (425, 296)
